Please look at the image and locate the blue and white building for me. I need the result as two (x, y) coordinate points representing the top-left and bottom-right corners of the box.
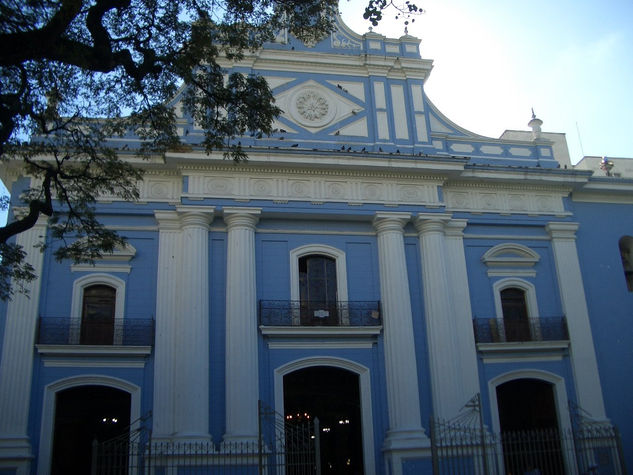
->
(0, 13), (631, 475)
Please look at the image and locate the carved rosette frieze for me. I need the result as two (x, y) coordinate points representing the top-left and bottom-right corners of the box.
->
(290, 88), (336, 128)
(445, 186), (568, 215)
(186, 171), (441, 206)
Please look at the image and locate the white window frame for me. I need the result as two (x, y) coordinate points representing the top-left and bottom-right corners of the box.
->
(70, 273), (126, 345)
(492, 278), (539, 342)
(289, 244), (348, 325)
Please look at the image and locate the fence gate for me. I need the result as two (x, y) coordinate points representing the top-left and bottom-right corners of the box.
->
(431, 395), (627, 475)
(258, 400), (321, 475)
(93, 402), (320, 474)
(430, 394), (499, 475)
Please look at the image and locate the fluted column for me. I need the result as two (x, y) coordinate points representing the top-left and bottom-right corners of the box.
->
(222, 208), (260, 448)
(546, 222), (607, 421)
(152, 211), (183, 439)
(444, 220), (480, 411)
(174, 207), (214, 440)
(415, 214), (464, 420)
(373, 212), (428, 450)
(0, 216), (47, 472)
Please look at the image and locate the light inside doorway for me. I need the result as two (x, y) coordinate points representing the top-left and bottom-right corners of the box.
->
(284, 366), (364, 474)
(51, 385), (131, 475)
(496, 378), (564, 475)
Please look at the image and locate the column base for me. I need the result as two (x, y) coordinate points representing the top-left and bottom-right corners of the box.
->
(383, 428), (430, 451)
(383, 430), (432, 475)
(0, 437), (33, 475)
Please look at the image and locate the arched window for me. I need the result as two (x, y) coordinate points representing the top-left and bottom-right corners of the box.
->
(298, 254), (338, 325)
(80, 285), (116, 344)
(500, 287), (531, 342)
(492, 278), (538, 343)
(619, 236), (633, 292)
(289, 244), (348, 326)
(70, 273), (126, 345)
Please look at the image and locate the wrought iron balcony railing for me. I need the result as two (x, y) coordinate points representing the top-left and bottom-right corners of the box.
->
(37, 317), (155, 346)
(259, 300), (381, 327)
(472, 316), (569, 344)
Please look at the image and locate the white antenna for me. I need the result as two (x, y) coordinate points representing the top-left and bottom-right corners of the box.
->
(575, 121), (585, 157)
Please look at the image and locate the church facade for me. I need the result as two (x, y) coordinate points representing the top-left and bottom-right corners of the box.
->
(0, 15), (631, 475)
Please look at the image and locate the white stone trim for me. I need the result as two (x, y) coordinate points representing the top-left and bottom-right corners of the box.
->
(289, 244), (349, 324)
(374, 213), (428, 450)
(184, 168), (443, 207)
(492, 278), (539, 318)
(260, 325), (381, 338)
(492, 278), (539, 342)
(482, 243), (540, 278)
(70, 273), (126, 345)
(0, 217), (48, 474)
(274, 357), (375, 475)
(445, 186), (569, 216)
(477, 340), (569, 363)
(37, 375), (141, 475)
(546, 222), (607, 421)
(223, 208), (261, 445)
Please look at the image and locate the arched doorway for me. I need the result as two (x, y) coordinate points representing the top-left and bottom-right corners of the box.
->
(496, 378), (563, 474)
(50, 385), (131, 475)
(284, 366), (364, 474)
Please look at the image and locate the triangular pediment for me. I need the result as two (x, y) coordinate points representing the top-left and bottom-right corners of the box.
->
(275, 80), (363, 133)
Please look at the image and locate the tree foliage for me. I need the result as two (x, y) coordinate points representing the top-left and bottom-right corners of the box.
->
(0, 0), (420, 299)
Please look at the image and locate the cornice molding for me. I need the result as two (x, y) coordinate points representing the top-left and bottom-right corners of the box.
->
(445, 180), (572, 193)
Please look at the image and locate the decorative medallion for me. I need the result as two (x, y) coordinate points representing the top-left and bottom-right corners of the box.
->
(290, 88), (336, 128)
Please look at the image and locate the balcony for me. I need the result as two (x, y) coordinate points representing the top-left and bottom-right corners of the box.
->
(259, 300), (381, 327)
(472, 316), (568, 344)
(473, 317), (569, 361)
(37, 317), (155, 346)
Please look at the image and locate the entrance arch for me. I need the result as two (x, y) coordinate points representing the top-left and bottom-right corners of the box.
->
(275, 357), (375, 474)
(285, 366), (362, 474)
(490, 371), (571, 475)
(50, 385), (130, 474)
(38, 376), (141, 475)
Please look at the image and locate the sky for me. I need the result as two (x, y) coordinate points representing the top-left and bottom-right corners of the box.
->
(340, 0), (633, 164)
(2, 0), (630, 219)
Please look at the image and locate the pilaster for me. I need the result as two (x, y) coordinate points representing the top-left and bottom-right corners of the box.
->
(444, 219), (480, 409)
(0, 217), (48, 474)
(152, 211), (183, 439)
(546, 222), (607, 421)
(222, 207), (261, 448)
(153, 206), (214, 442)
(176, 207), (214, 440)
(373, 212), (429, 451)
(415, 214), (472, 419)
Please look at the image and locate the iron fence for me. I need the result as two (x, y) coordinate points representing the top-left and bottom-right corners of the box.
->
(37, 317), (155, 346)
(472, 317), (568, 343)
(93, 402), (320, 474)
(259, 300), (381, 327)
(431, 395), (626, 475)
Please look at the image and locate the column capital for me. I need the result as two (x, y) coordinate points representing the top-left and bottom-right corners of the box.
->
(414, 213), (452, 234)
(445, 219), (468, 237)
(223, 207), (261, 230)
(154, 210), (181, 230)
(177, 206), (215, 228)
(373, 212), (411, 234)
(546, 222), (579, 240)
